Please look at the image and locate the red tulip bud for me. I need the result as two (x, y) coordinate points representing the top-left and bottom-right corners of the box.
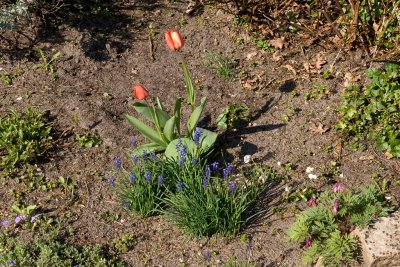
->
(165, 30), (184, 51)
(133, 84), (149, 100)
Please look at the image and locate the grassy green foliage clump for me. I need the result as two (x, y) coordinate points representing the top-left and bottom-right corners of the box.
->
(0, 109), (52, 173)
(114, 148), (280, 237)
(116, 153), (170, 217)
(0, 232), (123, 267)
(288, 184), (393, 266)
(338, 63), (400, 157)
(162, 164), (282, 237)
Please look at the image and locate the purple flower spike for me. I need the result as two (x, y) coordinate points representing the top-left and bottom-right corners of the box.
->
(177, 181), (184, 192)
(30, 214), (42, 223)
(333, 198), (339, 214)
(176, 138), (183, 152)
(247, 243), (253, 251)
(15, 215), (26, 224)
(132, 154), (139, 163)
(192, 158), (197, 166)
(158, 175), (164, 185)
(332, 182), (344, 193)
(202, 177), (209, 189)
(227, 163), (233, 174)
(142, 150), (148, 157)
(1, 220), (10, 228)
(229, 181), (236, 195)
(223, 168), (229, 179)
(130, 138), (137, 147)
(145, 171), (151, 182)
(205, 165), (211, 177)
(114, 156), (122, 169)
(193, 128), (203, 146)
(129, 173), (136, 184)
(150, 151), (157, 158)
(211, 162), (219, 171)
(204, 250), (211, 261)
(108, 176), (115, 185)
(8, 260), (16, 266)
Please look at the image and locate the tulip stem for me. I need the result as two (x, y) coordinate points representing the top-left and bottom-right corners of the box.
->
(179, 52), (196, 111)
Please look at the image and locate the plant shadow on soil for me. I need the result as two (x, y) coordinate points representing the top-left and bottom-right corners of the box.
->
(1, 0), (176, 61)
(214, 97), (286, 162)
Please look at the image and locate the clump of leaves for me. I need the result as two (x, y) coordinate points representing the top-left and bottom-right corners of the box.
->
(288, 183), (393, 266)
(337, 63), (400, 157)
(162, 157), (277, 237)
(115, 153), (170, 217)
(0, 109), (52, 173)
(76, 131), (101, 148)
(0, 232), (123, 266)
(217, 103), (250, 130)
(205, 50), (238, 80)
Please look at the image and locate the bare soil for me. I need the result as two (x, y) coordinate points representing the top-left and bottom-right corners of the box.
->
(1, 1), (399, 266)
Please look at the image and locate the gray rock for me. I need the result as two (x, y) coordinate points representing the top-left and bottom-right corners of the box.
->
(353, 210), (400, 267)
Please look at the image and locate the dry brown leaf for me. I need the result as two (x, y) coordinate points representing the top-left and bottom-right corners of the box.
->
(270, 37), (285, 50)
(283, 64), (297, 75)
(303, 62), (312, 72)
(384, 151), (394, 159)
(246, 51), (258, 60)
(359, 155), (375, 161)
(315, 53), (327, 70)
(309, 122), (329, 134)
(272, 52), (282, 62)
(343, 72), (361, 87)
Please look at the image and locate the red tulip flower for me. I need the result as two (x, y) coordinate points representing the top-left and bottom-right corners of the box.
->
(304, 237), (313, 248)
(307, 198), (317, 207)
(165, 30), (184, 51)
(133, 84), (149, 100)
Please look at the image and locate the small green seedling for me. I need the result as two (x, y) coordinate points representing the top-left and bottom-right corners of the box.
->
(76, 132), (101, 148)
(205, 50), (238, 80)
(33, 49), (61, 76)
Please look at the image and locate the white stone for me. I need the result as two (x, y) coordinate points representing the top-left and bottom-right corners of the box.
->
(353, 210), (400, 266)
(244, 155), (251, 163)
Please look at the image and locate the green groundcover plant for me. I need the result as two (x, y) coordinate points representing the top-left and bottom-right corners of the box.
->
(0, 232), (123, 267)
(0, 109), (52, 173)
(288, 183), (393, 266)
(337, 63), (400, 157)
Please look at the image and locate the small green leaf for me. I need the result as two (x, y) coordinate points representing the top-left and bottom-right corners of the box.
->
(132, 103), (170, 128)
(174, 98), (183, 135)
(125, 114), (166, 147)
(187, 97), (207, 134)
(132, 143), (165, 155)
(163, 116), (176, 142)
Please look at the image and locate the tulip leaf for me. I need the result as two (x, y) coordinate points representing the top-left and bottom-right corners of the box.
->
(164, 137), (197, 160)
(156, 97), (165, 111)
(125, 114), (166, 147)
(193, 128), (218, 152)
(187, 97), (207, 134)
(131, 142), (165, 156)
(182, 61), (195, 106)
(163, 115), (176, 142)
(174, 98), (183, 135)
(132, 103), (170, 128)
